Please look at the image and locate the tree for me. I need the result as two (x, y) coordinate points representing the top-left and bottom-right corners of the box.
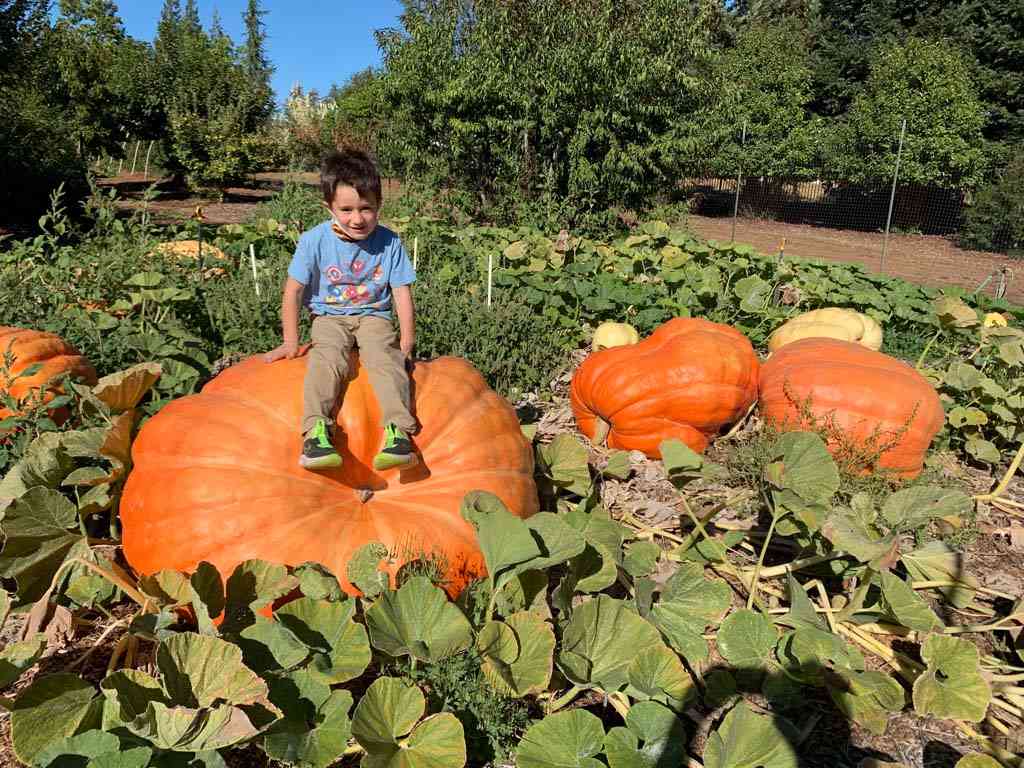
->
(241, 0), (274, 129)
(0, 0), (85, 223)
(811, 0), (1024, 146)
(378, 0), (719, 225)
(700, 22), (823, 178)
(831, 37), (986, 188)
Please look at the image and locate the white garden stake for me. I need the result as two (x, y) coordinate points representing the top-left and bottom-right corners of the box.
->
(250, 244), (260, 297)
(143, 141), (154, 181)
(413, 236), (418, 270)
(130, 140), (141, 175)
(487, 252), (493, 308)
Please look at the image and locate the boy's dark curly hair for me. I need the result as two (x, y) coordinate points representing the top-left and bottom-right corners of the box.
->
(320, 148), (382, 206)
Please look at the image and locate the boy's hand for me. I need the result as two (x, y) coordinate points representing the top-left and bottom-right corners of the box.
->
(264, 342), (304, 363)
(400, 332), (415, 359)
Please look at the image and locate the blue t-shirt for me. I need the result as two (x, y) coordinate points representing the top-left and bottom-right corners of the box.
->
(287, 221), (416, 317)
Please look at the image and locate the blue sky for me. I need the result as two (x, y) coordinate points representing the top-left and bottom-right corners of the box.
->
(115, 1), (405, 104)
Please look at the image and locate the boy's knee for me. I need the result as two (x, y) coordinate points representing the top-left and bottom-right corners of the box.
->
(309, 344), (351, 377)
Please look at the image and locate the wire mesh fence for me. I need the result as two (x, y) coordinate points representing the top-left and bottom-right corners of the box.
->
(678, 121), (1021, 299)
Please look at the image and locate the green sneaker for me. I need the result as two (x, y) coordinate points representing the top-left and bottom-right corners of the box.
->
(373, 423), (418, 471)
(300, 420), (342, 470)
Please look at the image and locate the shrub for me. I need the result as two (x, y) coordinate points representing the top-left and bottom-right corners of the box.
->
(960, 153), (1024, 256)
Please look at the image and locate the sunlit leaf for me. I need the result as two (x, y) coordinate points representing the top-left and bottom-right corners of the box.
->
(913, 634), (991, 722)
(516, 710), (605, 768)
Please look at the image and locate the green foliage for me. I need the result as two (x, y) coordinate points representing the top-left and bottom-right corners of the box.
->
(702, 21), (822, 179)
(377, 0), (719, 225)
(960, 153), (1024, 255)
(830, 38), (987, 187)
(400, 649), (532, 765)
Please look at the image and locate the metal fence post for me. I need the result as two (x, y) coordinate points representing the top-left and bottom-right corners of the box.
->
(880, 118), (907, 275)
(731, 122), (747, 243)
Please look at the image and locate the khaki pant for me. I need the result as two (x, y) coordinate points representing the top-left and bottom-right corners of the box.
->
(302, 314), (417, 436)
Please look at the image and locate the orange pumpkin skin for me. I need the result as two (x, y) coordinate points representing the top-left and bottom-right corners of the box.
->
(570, 318), (760, 458)
(759, 338), (945, 478)
(120, 354), (538, 597)
(0, 326), (96, 424)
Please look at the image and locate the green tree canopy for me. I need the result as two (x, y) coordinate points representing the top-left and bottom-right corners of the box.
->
(830, 37), (986, 187)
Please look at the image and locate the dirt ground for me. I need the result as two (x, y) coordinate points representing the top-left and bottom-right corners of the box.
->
(688, 215), (1022, 305)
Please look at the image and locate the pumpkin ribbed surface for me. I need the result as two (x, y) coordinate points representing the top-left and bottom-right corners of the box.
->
(0, 326), (96, 422)
(121, 354), (538, 595)
(759, 338), (944, 478)
(570, 318), (759, 458)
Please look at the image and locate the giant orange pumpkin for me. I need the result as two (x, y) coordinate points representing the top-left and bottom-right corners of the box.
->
(0, 326), (96, 424)
(570, 318), (759, 458)
(121, 354), (537, 596)
(759, 338), (944, 478)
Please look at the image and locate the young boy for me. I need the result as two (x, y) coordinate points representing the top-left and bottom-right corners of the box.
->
(264, 149), (418, 472)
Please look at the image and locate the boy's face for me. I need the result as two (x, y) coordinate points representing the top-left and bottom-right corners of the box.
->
(324, 184), (379, 241)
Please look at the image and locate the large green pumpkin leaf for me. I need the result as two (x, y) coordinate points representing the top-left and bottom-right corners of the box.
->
(558, 595), (664, 692)
(523, 512), (587, 571)
(880, 486), (972, 531)
(365, 576), (473, 662)
(157, 632), (273, 710)
(538, 434), (592, 496)
(236, 615), (309, 673)
(827, 669), (905, 736)
(821, 508), (896, 565)
(91, 362), (162, 412)
(768, 432), (840, 528)
(879, 572), (940, 632)
(776, 628), (865, 685)
(189, 561), (224, 636)
(0, 432), (72, 498)
(716, 609), (778, 674)
(11, 673), (100, 765)
(478, 611), (555, 698)
(703, 702), (799, 768)
(913, 635), (991, 722)
(955, 756), (1003, 768)
(604, 701), (688, 768)
(660, 438), (704, 488)
(650, 563), (731, 662)
(627, 644), (697, 712)
(516, 710), (605, 768)
(293, 562), (345, 602)
(901, 542), (978, 610)
(85, 745), (154, 768)
(352, 677), (467, 768)
(225, 559), (296, 615)
(33, 729), (121, 767)
(264, 689), (354, 768)
(125, 701), (259, 751)
(778, 573), (827, 632)
(461, 491), (542, 595)
(0, 486), (84, 603)
(347, 542), (391, 597)
(622, 541), (661, 579)
(0, 634), (46, 688)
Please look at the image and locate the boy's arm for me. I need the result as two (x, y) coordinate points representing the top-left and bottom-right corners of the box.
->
(393, 284), (415, 358)
(264, 278), (306, 363)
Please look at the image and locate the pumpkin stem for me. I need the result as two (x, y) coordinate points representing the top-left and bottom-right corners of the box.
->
(592, 417), (611, 446)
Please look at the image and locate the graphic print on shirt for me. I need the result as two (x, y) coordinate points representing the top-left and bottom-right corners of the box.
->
(323, 257), (386, 307)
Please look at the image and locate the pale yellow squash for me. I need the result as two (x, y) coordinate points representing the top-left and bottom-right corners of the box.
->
(592, 321), (640, 351)
(768, 307), (883, 352)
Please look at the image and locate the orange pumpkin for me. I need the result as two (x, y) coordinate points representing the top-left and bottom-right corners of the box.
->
(0, 326), (96, 424)
(759, 338), (944, 478)
(570, 318), (760, 458)
(120, 354), (538, 596)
